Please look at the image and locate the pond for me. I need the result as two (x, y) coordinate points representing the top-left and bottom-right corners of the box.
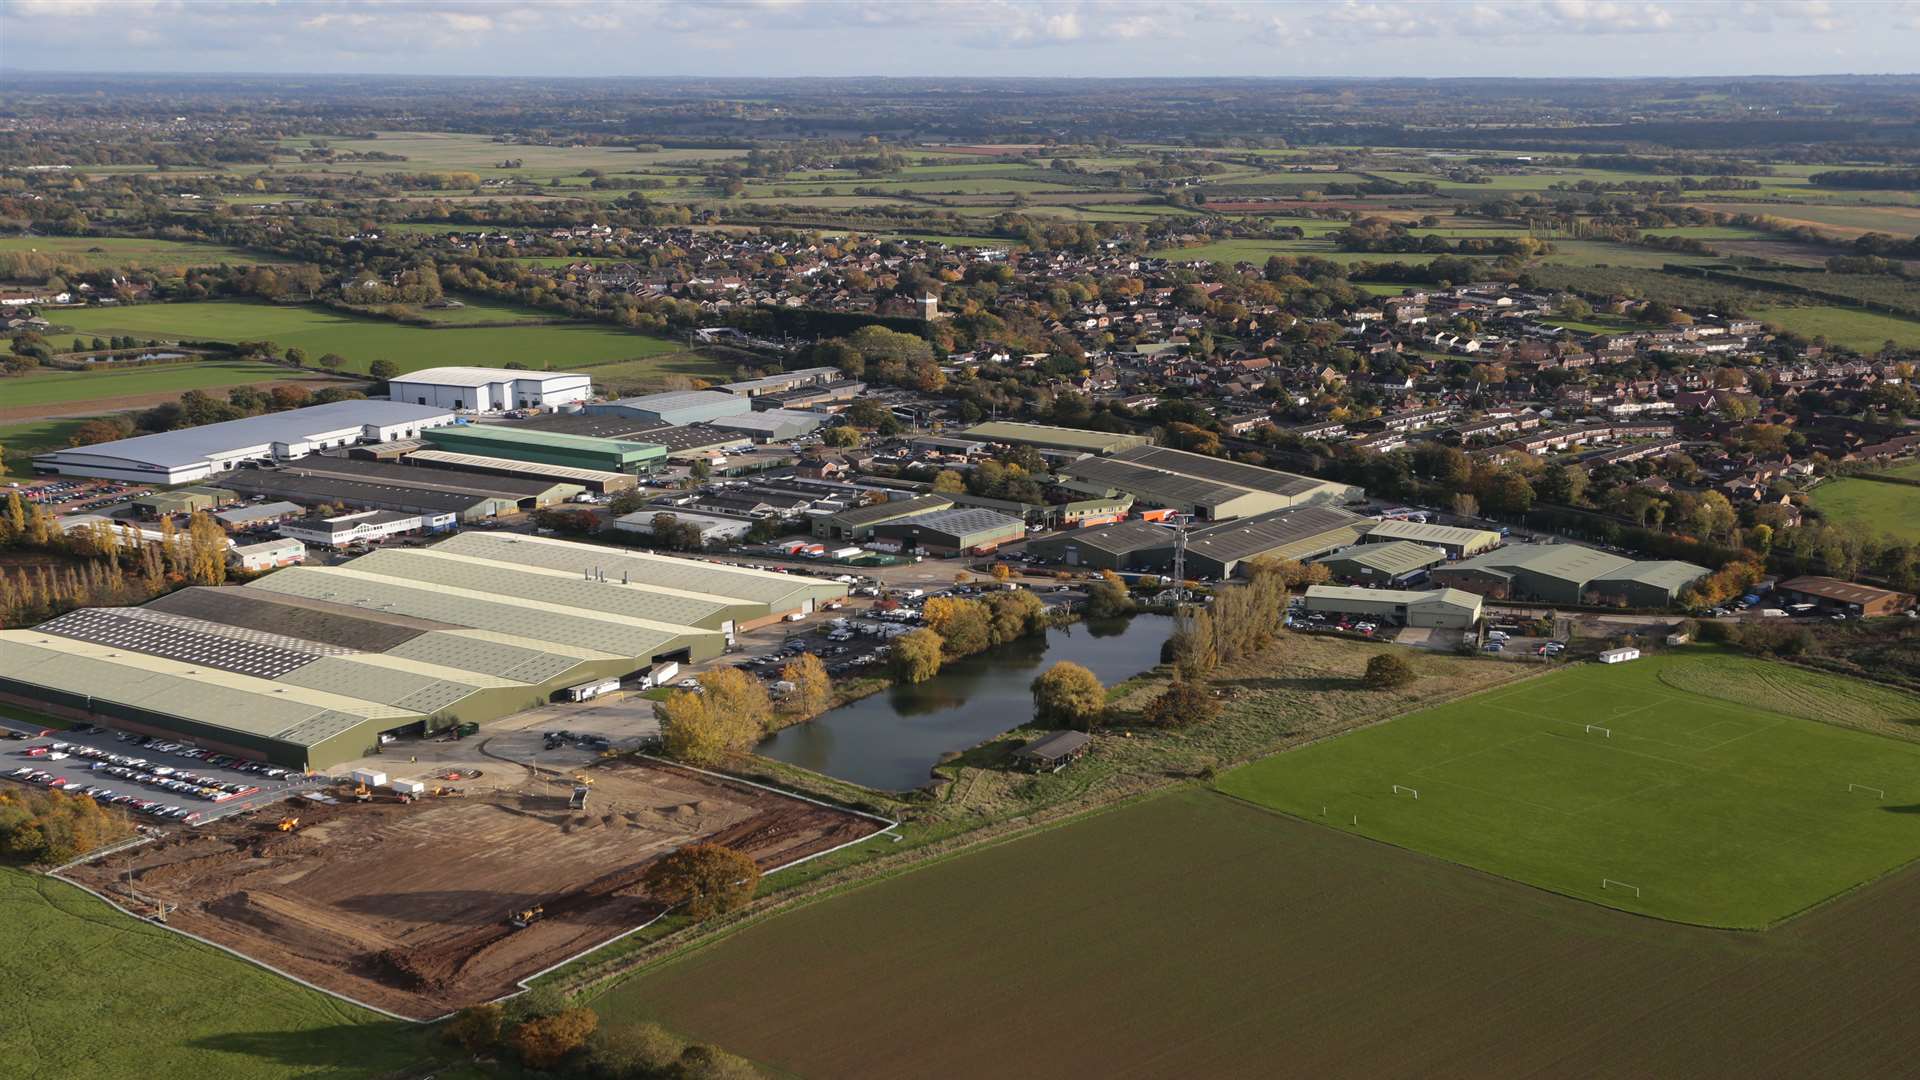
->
(754, 613), (1170, 792)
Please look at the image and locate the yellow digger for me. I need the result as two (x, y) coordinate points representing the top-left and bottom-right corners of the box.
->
(509, 905), (544, 929)
(276, 816), (300, 833)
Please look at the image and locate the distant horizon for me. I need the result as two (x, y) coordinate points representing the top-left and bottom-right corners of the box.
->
(5, 70), (1920, 82)
(2, 0), (1916, 80)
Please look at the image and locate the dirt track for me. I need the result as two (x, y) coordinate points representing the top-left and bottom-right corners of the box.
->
(68, 759), (880, 1018)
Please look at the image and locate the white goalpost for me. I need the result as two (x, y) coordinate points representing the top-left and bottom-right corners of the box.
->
(1584, 724), (1611, 738)
(1848, 783), (1887, 798)
(1601, 878), (1642, 898)
(1392, 784), (1419, 799)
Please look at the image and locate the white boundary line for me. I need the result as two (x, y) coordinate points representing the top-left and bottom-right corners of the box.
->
(45, 755), (900, 1024)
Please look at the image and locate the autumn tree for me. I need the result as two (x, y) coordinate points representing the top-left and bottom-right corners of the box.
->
(983, 588), (1048, 643)
(185, 511), (229, 585)
(1085, 569), (1134, 617)
(657, 687), (761, 767)
(923, 596), (992, 655)
(781, 653), (832, 716)
(1167, 606), (1219, 681)
(444, 1004), (504, 1053)
(891, 628), (945, 683)
(932, 469), (967, 493)
(643, 843), (761, 919)
(1032, 660), (1106, 730)
(509, 1007), (599, 1069)
(700, 667), (773, 732)
(1141, 679), (1219, 728)
(587, 1021), (687, 1078)
(0, 788), (132, 864)
(989, 562), (1013, 582)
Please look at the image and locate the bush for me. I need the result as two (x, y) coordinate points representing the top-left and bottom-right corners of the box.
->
(444, 1003), (503, 1054)
(1141, 680), (1220, 728)
(1363, 653), (1416, 690)
(586, 1020), (687, 1077)
(643, 843), (762, 920)
(509, 1007), (599, 1069)
(677, 1044), (765, 1080)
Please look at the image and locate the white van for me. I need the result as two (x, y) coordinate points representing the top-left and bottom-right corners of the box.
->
(1487, 630), (1510, 642)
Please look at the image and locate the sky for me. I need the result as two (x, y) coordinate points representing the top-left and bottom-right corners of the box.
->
(1, 0), (1917, 79)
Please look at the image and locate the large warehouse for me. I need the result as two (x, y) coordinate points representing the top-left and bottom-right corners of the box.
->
(1357, 519), (1503, 559)
(1181, 505), (1369, 579)
(1057, 445), (1360, 521)
(0, 533), (846, 771)
(1430, 545), (1708, 606)
(870, 507), (1027, 556)
(422, 424), (667, 474)
(386, 367), (593, 412)
(1303, 585), (1485, 630)
(961, 421), (1153, 457)
(1024, 519), (1177, 571)
(1315, 541), (1449, 585)
(588, 390), (754, 427)
(32, 401), (456, 484)
(812, 495), (954, 541)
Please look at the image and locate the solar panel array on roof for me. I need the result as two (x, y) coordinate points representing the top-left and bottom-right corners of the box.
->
(148, 587), (451, 650)
(116, 606), (358, 657)
(277, 657), (482, 716)
(37, 608), (323, 680)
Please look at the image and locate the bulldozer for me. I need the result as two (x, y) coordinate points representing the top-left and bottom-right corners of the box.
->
(276, 816), (300, 833)
(429, 785), (466, 798)
(509, 905), (544, 929)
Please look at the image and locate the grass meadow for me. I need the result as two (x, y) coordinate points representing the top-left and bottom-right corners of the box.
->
(0, 866), (428, 1080)
(0, 418), (93, 476)
(592, 785), (1920, 1080)
(1218, 651), (1920, 927)
(1808, 476), (1920, 542)
(0, 360), (332, 412)
(0, 236), (289, 273)
(1750, 305), (1920, 350)
(50, 302), (717, 378)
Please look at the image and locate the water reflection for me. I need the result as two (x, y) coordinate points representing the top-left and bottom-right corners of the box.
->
(755, 614), (1169, 791)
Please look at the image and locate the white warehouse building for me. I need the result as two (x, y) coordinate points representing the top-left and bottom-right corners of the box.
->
(387, 367), (594, 413)
(32, 401), (456, 485)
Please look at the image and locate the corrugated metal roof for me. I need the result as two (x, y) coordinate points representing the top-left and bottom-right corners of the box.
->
(1317, 541), (1448, 576)
(961, 422), (1150, 454)
(407, 449), (631, 485)
(1362, 519), (1503, 549)
(829, 494), (953, 528)
(1305, 585), (1484, 611)
(36, 401), (450, 469)
(1448, 544), (1635, 584)
(1592, 560), (1711, 591)
(431, 532), (843, 608)
(1186, 506), (1368, 564)
(390, 367), (589, 388)
(1059, 457), (1252, 508)
(1113, 445), (1336, 499)
(346, 548), (741, 629)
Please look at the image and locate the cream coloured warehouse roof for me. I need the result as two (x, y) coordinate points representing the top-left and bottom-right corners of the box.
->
(1304, 585), (1485, 613)
(390, 367), (589, 388)
(0, 631), (410, 747)
(247, 565), (715, 660)
(345, 547), (754, 630)
(431, 532), (845, 610)
(406, 449), (631, 486)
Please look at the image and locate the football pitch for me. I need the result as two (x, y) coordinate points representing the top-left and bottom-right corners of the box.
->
(1217, 652), (1920, 927)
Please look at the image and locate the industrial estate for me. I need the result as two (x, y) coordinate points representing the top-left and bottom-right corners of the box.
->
(6, 55), (1920, 1080)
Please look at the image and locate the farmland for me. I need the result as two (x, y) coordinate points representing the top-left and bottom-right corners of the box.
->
(594, 786), (1920, 1080)
(1808, 477), (1920, 542)
(1218, 652), (1920, 928)
(0, 359), (347, 415)
(1748, 304), (1920, 350)
(0, 418), (93, 476)
(0, 235), (288, 273)
(47, 302), (719, 377)
(0, 866), (427, 1080)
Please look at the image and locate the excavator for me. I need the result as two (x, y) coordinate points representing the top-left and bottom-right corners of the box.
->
(276, 816), (300, 833)
(509, 905), (544, 929)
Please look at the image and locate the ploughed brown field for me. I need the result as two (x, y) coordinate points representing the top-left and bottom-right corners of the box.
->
(68, 759), (879, 1019)
(593, 788), (1920, 1079)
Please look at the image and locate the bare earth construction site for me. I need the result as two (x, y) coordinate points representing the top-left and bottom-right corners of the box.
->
(66, 759), (881, 1019)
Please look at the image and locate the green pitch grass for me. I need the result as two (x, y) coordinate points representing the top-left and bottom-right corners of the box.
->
(1217, 652), (1920, 927)
(51, 301), (716, 377)
(1809, 476), (1920, 542)
(0, 867), (426, 1080)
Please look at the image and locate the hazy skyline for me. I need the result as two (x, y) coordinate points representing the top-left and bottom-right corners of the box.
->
(2, 0), (1917, 80)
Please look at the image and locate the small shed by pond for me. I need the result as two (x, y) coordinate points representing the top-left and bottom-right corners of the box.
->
(1013, 730), (1094, 772)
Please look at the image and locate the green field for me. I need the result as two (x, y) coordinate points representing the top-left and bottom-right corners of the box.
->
(1809, 476), (1920, 542)
(593, 786), (1920, 1080)
(0, 866), (425, 1080)
(49, 302), (717, 378)
(0, 235), (288, 273)
(1218, 652), (1920, 927)
(1750, 305), (1920, 350)
(0, 360), (336, 411)
(0, 418), (92, 476)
